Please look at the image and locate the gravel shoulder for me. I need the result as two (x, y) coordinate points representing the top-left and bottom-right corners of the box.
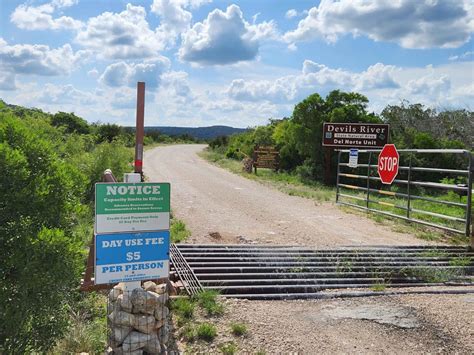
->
(144, 144), (433, 247)
(184, 290), (473, 354)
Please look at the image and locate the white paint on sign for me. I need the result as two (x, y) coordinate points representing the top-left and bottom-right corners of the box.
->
(95, 212), (170, 234)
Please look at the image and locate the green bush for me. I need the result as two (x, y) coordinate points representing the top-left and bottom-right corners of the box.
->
(220, 341), (238, 354)
(230, 322), (248, 336)
(0, 116), (85, 352)
(195, 290), (224, 316)
(170, 219), (191, 243)
(196, 323), (217, 341)
(171, 297), (196, 320)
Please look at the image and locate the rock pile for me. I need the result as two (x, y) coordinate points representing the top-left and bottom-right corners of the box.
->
(242, 157), (253, 173)
(106, 281), (170, 354)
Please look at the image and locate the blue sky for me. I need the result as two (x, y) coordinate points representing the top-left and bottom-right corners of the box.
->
(0, 0), (473, 127)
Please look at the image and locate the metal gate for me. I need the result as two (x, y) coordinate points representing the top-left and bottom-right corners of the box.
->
(336, 149), (473, 236)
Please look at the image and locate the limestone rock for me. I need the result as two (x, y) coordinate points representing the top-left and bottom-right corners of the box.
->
(154, 283), (167, 295)
(143, 333), (161, 354)
(108, 287), (122, 302)
(117, 293), (133, 313)
(112, 346), (144, 355)
(157, 292), (168, 305)
(154, 306), (169, 321)
(131, 289), (162, 314)
(110, 325), (132, 344)
(159, 323), (170, 345)
(108, 310), (135, 327)
(114, 283), (126, 292)
(143, 281), (157, 292)
(122, 331), (151, 352)
(133, 314), (156, 334)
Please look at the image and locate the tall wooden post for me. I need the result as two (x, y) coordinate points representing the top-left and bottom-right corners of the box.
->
(134, 82), (145, 175)
(324, 147), (332, 185)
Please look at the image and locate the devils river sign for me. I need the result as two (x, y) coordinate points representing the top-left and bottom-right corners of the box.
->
(95, 182), (170, 234)
(323, 123), (389, 148)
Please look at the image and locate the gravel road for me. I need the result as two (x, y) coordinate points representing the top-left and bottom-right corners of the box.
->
(144, 144), (432, 247)
(145, 144), (472, 354)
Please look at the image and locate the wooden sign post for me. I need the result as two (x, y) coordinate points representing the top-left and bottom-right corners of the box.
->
(253, 145), (279, 174)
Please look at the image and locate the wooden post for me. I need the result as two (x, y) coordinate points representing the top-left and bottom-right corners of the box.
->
(324, 147), (332, 185)
(134, 82), (145, 175)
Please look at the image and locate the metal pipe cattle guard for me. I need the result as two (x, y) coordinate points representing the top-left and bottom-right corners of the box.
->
(134, 82), (145, 175)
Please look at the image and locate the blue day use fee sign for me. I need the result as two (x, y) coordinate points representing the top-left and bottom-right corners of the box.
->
(94, 231), (169, 284)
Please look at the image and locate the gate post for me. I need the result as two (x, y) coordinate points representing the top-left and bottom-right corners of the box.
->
(467, 152), (473, 248)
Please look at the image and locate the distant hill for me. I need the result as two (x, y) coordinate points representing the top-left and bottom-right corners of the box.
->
(144, 125), (247, 140)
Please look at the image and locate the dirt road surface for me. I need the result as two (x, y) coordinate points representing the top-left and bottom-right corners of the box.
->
(145, 144), (430, 247)
(144, 145), (472, 354)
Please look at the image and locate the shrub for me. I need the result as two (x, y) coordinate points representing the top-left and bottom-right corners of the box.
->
(170, 219), (191, 243)
(171, 297), (195, 320)
(220, 341), (238, 354)
(195, 290), (224, 316)
(230, 322), (248, 336)
(196, 323), (217, 341)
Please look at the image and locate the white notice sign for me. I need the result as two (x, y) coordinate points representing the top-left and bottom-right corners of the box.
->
(348, 149), (358, 168)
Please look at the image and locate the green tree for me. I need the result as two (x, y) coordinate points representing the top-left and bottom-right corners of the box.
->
(51, 112), (90, 134)
(95, 123), (123, 143)
(289, 90), (380, 181)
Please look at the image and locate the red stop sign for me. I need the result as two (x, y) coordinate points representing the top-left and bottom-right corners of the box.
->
(378, 144), (399, 184)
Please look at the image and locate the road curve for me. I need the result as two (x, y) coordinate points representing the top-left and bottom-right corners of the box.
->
(144, 144), (429, 247)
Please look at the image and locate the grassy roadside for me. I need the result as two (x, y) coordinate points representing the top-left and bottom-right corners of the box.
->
(199, 148), (470, 245)
(199, 149), (334, 203)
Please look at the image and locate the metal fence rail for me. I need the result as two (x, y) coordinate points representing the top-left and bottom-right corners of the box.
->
(336, 149), (473, 236)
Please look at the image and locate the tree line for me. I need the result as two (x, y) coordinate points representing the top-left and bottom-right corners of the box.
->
(210, 91), (473, 183)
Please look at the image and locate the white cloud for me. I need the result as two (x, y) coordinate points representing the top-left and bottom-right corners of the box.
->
(0, 38), (89, 78)
(285, 9), (298, 19)
(37, 83), (97, 105)
(52, 0), (79, 7)
(11, 2), (83, 31)
(151, 1), (190, 37)
(179, 4), (278, 65)
(284, 0), (474, 49)
(0, 72), (17, 91)
(76, 4), (164, 59)
(99, 57), (171, 89)
(449, 50), (474, 61)
(87, 68), (99, 78)
(161, 71), (192, 97)
(227, 61), (399, 102)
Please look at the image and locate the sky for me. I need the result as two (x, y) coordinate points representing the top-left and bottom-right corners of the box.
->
(0, 0), (473, 128)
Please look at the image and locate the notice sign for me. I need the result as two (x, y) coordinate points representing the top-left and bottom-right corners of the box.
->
(95, 231), (169, 284)
(95, 183), (170, 234)
(348, 149), (359, 168)
(323, 123), (389, 148)
(253, 145), (279, 170)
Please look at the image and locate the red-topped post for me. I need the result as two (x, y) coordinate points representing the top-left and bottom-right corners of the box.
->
(135, 82), (145, 175)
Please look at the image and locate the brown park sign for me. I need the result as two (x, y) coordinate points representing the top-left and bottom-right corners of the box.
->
(323, 122), (389, 148)
(253, 145), (279, 170)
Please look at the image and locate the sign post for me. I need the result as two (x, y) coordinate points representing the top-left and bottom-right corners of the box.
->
(134, 82), (145, 176)
(378, 144), (399, 184)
